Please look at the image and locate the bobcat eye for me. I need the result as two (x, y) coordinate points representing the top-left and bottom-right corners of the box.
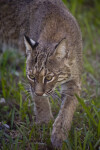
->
(29, 75), (35, 80)
(45, 75), (52, 81)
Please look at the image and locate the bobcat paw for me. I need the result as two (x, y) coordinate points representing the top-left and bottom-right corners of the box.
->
(51, 133), (62, 148)
(51, 127), (66, 149)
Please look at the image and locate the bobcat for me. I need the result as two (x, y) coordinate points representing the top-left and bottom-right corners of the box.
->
(0, 0), (82, 148)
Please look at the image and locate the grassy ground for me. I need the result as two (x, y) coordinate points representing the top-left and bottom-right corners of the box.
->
(0, 0), (100, 149)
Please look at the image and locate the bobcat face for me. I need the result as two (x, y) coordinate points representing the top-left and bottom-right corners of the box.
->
(24, 36), (71, 97)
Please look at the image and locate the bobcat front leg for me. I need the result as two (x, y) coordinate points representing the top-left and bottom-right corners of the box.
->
(34, 96), (54, 124)
(51, 80), (80, 148)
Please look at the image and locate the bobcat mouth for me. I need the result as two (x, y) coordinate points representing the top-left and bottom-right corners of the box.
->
(34, 90), (53, 97)
(34, 93), (47, 97)
(31, 86), (54, 97)
(32, 88), (48, 97)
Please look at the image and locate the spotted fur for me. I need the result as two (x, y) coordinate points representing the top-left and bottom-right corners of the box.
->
(0, 0), (82, 148)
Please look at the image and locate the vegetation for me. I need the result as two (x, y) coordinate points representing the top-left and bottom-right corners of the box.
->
(0, 0), (100, 149)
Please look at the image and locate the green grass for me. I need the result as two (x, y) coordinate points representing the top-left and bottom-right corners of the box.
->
(0, 0), (100, 149)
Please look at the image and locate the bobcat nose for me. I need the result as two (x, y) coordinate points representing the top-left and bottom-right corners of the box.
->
(35, 84), (44, 96)
(35, 91), (44, 96)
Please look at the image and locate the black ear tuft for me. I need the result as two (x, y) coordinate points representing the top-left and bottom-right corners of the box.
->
(24, 35), (39, 49)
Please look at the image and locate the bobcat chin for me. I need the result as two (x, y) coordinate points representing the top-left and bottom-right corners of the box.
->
(0, 0), (82, 148)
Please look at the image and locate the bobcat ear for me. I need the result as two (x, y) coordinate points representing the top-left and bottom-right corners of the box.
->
(54, 38), (67, 60)
(24, 35), (38, 53)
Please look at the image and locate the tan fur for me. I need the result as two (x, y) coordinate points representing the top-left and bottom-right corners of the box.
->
(0, 0), (82, 148)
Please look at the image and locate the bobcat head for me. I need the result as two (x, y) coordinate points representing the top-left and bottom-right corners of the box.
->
(24, 35), (71, 97)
